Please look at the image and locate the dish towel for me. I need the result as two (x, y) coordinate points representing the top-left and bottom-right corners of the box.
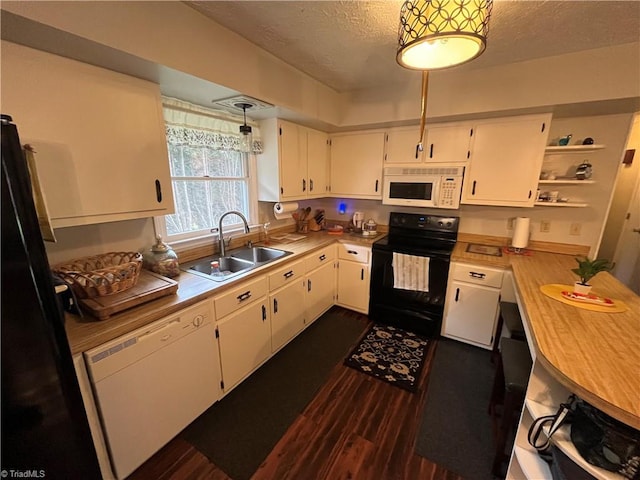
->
(392, 253), (430, 292)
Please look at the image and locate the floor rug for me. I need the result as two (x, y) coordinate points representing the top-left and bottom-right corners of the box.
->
(344, 323), (429, 392)
(181, 307), (367, 480)
(415, 338), (498, 480)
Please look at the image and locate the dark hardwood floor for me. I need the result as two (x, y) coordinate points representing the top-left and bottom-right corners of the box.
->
(130, 309), (465, 480)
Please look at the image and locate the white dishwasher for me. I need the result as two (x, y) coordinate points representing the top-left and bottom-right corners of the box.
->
(84, 300), (221, 480)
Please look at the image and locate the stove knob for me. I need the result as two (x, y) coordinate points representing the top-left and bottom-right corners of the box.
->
(438, 221), (443, 226)
(447, 222), (452, 227)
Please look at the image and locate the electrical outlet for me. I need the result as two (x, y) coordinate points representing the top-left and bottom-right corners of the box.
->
(570, 223), (582, 235)
(507, 218), (514, 230)
(540, 220), (551, 233)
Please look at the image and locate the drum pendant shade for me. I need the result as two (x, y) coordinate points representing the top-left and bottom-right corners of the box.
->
(397, 0), (493, 70)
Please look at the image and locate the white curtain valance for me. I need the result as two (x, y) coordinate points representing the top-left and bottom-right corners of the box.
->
(162, 96), (263, 153)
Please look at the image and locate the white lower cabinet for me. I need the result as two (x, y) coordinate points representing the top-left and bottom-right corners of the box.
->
(304, 251), (336, 324)
(442, 262), (504, 349)
(268, 259), (306, 352)
(271, 279), (306, 352)
(215, 276), (271, 393)
(336, 243), (371, 314)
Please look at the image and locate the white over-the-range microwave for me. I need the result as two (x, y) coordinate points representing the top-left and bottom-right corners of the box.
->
(382, 165), (465, 209)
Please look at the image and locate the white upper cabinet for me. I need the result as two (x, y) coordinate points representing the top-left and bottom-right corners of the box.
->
(2, 42), (174, 228)
(424, 124), (473, 163)
(461, 114), (552, 207)
(384, 126), (424, 163)
(258, 118), (329, 201)
(330, 131), (384, 198)
(306, 128), (330, 198)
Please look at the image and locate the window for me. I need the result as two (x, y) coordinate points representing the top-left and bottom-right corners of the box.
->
(155, 97), (262, 245)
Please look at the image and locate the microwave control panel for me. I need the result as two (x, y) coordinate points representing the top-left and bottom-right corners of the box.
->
(439, 176), (462, 208)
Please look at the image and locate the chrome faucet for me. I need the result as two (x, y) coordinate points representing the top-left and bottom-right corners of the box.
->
(218, 210), (250, 257)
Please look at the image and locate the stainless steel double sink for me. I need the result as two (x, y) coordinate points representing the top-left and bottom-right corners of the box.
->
(183, 246), (293, 282)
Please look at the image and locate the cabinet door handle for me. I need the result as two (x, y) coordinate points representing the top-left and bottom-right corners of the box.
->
(472, 181), (477, 195)
(262, 305), (267, 321)
(310, 179), (314, 191)
(155, 179), (163, 203)
(528, 190), (532, 199)
(274, 298), (278, 313)
(302, 179), (306, 192)
(455, 288), (460, 302)
(361, 268), (364, 280)
(429, 143), (434, 158)
(375, 179), (379, 192)
(469, 271), (486, 279)
(237, 291), (252, 302)
(307, 279), (312, 292)
(347, 250), (358, 255)
(283, 270), (294, 279)
(319, 254), (326, 261)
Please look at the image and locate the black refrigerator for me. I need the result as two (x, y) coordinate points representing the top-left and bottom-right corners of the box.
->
(1, 115), (102, 477)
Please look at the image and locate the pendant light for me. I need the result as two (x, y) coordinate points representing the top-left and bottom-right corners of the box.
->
(396, 0), (492, 155)
(236, 102), (253, 153)
(397, 0), (493, 70)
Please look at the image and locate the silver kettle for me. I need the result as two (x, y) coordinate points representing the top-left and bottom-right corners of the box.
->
(575, 161), (592, 180)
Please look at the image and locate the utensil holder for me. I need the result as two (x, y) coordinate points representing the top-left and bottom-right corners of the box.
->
(297, 220), (309, 234)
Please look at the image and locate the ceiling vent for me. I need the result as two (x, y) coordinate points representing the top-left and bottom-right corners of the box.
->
(212, 95), (273, 112)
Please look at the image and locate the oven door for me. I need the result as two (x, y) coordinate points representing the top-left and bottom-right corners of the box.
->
(369, 244), (451, 338)
(382, 174), (439, 207)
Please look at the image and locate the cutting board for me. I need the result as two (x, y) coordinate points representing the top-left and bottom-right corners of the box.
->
(79, 270), (179, 320)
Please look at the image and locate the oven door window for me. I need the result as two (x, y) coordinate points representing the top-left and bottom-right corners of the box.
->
(389, 181), (433, 201)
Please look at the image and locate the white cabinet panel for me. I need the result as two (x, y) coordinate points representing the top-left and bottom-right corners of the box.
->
(425, 124), (473, 163)
(337, 259), (370, 314)
(305, 260), (336, 324)
(330, 132), (384, 198)
(2, 42), (174, 228)
(217, 298), (271, 392)
(258, 118), (328, 201)
(461, 114), (551, 207)
(270, 279), (306, 352)
(443, 280), (500, 347)
(385, 127), (423, 164)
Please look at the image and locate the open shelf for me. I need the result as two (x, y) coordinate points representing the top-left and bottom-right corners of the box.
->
(538, 179), (595, 185)
(525, 399), (624, 480)
(534, 202), (588, 207)
(545, 145), (606, 153)
(513, 409), (552, 480)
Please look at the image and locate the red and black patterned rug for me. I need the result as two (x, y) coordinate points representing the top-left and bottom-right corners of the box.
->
(344, 323), (430, 392)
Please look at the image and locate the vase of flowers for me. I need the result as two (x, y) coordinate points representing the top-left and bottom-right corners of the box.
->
(571, 257), (614, 295)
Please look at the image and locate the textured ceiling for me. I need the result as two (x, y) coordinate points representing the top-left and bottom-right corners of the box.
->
(186, 0), (640, 93)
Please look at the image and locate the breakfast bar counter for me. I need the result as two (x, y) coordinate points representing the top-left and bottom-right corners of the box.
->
(510, 251), (640, 430)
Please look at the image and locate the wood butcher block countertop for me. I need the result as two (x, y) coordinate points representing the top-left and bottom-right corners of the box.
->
(510, 252), (640, 430)
(65, 230), (383, 355)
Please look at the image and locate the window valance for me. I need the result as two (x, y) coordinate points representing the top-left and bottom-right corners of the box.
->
(162, 96), (263, 154)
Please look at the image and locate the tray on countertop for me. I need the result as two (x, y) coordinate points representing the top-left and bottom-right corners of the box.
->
(78, 269), (178, 320)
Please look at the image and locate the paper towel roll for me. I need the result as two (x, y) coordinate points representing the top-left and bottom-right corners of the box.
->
(512, 217), (530, 249)
(273, 202), (299, 220)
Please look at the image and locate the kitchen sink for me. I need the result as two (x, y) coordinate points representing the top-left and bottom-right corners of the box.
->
(230, 246), (291, 263)
(183, 246), (292, 282)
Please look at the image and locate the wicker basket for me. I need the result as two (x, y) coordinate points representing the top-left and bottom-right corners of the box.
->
(53, 252), (143, 299)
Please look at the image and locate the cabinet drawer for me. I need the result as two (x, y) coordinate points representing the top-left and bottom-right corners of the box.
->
(215, 276), (268, 319)
(268, 259), (305, 291)
(337, 243), (370, 264)
(304, 245), (336, 272)
(451, 263), (504, 288)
